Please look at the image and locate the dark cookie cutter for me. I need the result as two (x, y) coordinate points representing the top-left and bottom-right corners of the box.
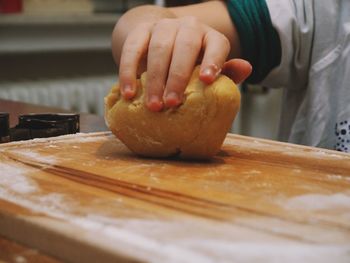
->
(0, 112), (79, 143)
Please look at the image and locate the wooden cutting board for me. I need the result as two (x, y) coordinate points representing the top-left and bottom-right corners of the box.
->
(0, 132), (350, 263)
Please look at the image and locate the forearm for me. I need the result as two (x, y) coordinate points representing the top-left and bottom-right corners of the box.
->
(112, 5), (176, 66)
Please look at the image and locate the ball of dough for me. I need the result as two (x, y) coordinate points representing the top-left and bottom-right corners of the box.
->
(104, 66), (240, 159)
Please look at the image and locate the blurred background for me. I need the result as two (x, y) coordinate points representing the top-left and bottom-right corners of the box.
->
(0, 0), (282, 140)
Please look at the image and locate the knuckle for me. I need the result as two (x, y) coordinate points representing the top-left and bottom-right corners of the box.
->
(136, 22), (154, 31)
(169, 70), (188, 85)
(119, 59), (133, 71)
(150, 40), (172, 51)
(206, 30), (230, 50)
(180, 16), (199, 28)
(154, 18), (176, 29)
(119, 70), (133, 83)
(220, 34), (231, 50)
(146, 66), (165, 86)
(181, 38), (198, 50)
(122, 44), (143, 58)
(146, 69), (160, 82)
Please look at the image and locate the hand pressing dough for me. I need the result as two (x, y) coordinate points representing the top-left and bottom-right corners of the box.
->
(104, 67), (240, 159)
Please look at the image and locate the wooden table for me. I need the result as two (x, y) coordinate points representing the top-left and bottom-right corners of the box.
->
(0, 99), (107, 263)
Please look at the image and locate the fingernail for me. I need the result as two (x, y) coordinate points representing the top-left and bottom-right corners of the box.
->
(200, 65), (222, 84)
(123, 84), (134, 99)
(202, 64), (221, 76)
(165, 92), (180, 107)
(201, 67), (215, 77)
(149, 94), (158, 104)
(147, 95), (163, 112)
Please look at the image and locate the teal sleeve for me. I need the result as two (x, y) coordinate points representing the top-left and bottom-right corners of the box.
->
(226, 0), (281, 84)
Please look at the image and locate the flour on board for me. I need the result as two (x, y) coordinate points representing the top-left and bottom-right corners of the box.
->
(283, 192), (350, 211)
(8, 149), (58, 164)
(0, 162), (38, 194)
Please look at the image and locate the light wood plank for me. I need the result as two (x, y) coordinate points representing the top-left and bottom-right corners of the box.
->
(0, 132), (349, 262)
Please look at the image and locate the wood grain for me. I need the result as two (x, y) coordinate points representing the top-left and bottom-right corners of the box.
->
(0, 235), (61, 263)
(0, 132), (350, 262)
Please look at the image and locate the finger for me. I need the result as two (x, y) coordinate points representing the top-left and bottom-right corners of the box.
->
(145, 20), (178, 112)
(164, 22), (202, 107)
(119, 24), (152, 99)
(199, 30), (230, 84)
(222, 59), (252, 84)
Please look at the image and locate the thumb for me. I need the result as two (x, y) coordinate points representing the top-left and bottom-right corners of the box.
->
(222, 59), (252, 84)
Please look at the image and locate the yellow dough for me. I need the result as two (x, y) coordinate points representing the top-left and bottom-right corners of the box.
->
(104, 67), (240, 159)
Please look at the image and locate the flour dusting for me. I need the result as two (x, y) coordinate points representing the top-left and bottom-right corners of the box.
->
(9, 149), (58, 164)
(0, 184), (349, 263)
(56, 132), (113, 144)
(283, 149), (348, 160)
(14, 255), (27, 263)
(0, 162), (38, 194)
(0, 132), (111, 148)
(181, 240), (350, 263)
(0, 187), (73, 220)
(284, 192), (350, 211)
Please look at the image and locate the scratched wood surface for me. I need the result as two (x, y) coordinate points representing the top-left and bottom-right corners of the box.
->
(0, 132), (350, 263)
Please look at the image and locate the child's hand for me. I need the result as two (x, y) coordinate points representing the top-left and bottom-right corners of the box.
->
(117, 14), (251, 112)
